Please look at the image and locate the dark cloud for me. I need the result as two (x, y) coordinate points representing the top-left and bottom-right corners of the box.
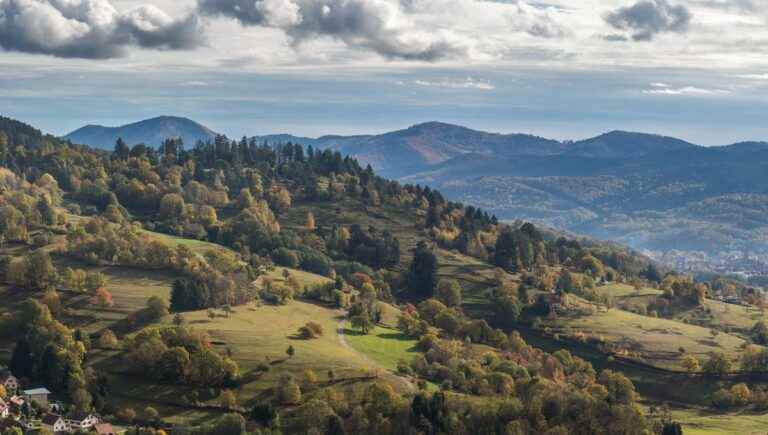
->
(198, 0), (467, 61)
(0, 0), (205, 59)
(604, 0), (691, 42)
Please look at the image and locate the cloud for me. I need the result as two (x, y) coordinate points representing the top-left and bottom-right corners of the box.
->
(0, 0), (205, 59)
(198, 0), (470, 61)
(642, 84), (730, 96)
(737, 73), (768, 80)
(604, 0), (691, 41)
(693, 0), (757, 12)
(408, 77), (495, 90)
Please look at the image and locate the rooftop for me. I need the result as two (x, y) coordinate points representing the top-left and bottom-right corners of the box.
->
(23, 388), (52, 395)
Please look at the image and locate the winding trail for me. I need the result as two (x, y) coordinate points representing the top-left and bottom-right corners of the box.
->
(336, 311), (416, 394)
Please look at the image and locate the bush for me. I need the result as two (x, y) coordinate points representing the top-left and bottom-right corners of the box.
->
(272, 248), (300, 268)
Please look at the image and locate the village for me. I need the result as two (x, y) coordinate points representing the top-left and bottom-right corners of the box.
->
(1, 369), (114, 435)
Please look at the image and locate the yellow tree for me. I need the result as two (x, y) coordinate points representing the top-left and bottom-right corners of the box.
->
(681, 355), (700, 373)
(306, 211), (316, 231)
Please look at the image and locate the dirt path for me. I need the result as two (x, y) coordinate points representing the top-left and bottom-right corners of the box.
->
(337, 312), (417, 394)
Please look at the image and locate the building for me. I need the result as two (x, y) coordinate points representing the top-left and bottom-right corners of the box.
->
(23, 387), (51, 407)
(94, 423), (117, 435)
(41, 414), (69, 433)
(66, 412), (100, 430)
(0, 370), (19, 395)
(0, 398), (9, 418)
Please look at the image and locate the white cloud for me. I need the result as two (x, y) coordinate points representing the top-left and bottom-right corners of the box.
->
(410, 77), (495, 90)
(642, 84), (730, 96)
(0, 0), (205, 59)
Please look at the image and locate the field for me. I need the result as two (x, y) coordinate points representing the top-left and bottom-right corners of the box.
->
(345, 326), (420, 371)
(672, 407), (768, 435)
(97, 298), (410, 423)
(542, 306), (748, 370)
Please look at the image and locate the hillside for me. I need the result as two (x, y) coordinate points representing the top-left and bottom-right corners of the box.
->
(64, 116), (217, 149)
(246, 121), (768, 276)
(3, 114), (767, 434)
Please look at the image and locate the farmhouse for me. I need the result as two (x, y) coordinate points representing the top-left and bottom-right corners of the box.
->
(0, 370), (18, 395)
(66, 412), (100, 430)
(41, 414), (69, 433)
(23, 387), (51, 407)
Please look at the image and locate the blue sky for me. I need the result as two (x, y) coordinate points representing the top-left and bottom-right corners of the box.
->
(1, 0), (768, 144)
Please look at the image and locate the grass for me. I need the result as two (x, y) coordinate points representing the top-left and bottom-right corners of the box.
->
(596, 283), (662, 298)
(141, 229), (236, 256)
(96, 300), (387, 423)
(345, 326), (420, 371)
(672, 407), (768, 435)
(542, 306), (749, 370)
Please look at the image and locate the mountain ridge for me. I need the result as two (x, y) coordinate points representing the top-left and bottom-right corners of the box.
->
(64, 116), (217, 149)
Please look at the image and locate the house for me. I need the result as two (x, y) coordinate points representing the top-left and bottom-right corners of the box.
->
(94, 423), (117, 435)
(19, 417), (42, 430)
(41, 414), (69, 433)
(0, 398), (9, 418)
(0, 370), (19, 395)
(23, 387), (51, 407)
(66, 412), (100, 430)
(9, 395), (25, 408)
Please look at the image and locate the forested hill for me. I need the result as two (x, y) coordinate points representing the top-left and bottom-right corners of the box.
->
(64, 116), (217, 149)
(1, 114), (755, 434)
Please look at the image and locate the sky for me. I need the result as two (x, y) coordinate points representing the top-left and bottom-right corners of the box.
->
(1, 0), (768, 145)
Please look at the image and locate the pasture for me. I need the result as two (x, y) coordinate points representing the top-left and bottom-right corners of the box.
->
(345, 325), (420, 371)
(542, 307), (748, 370)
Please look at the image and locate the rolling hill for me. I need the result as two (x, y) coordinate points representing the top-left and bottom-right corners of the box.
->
(64, 116), (217, 149)
(63, 117), (768, 275)
(252, 122), (768, 276)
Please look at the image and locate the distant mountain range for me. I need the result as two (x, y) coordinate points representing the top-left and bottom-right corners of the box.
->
(63, 117), (768, 274)
(64, 116), (217, 149)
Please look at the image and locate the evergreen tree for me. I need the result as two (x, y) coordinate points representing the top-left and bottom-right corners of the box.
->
(408, 241), (438, 297)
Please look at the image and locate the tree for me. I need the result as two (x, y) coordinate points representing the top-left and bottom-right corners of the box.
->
(306, 212), (316, 230)
(681, 355), (700, 373)
(9, 339), (33, 379)
(159, 193), (186, 220)
(99, 329), (119, 349)
(351, 313), (374, 334)
(219, 389), (238, 410)
(751, 320), (768, 345)
(117, 407), (136, 424)
(435, 279), (462, 307)
(144, 406), (159, 422)
(703, 352), (732, 374)
(286, 345), (295, 358)
(408, 241), (438, 297)
(93, 287), (114, 307)
(146, 296), (169, 321)
(114, 138), (130, 159)
(280, 379), (301, 405)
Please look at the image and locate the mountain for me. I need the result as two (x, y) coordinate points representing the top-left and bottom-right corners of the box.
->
(564, 130), (697, 159)
(64, 116), (217, 149)
(250, 122), (768, 275)
(255, 121), (565, 177)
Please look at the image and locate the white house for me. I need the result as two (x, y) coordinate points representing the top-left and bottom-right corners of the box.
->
(23, 387), (51, 407)
(66, 412), (100, 430)
(41, 414), (69, 433)
(0, 370), (18, 395)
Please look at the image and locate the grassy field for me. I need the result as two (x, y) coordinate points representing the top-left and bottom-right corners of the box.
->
(672, 407), (768, 435)
(596, 283), (663, 298)
(97, 299), (398, 423)
(345, 326), (420, 371)
(542, 307), (748, 370)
